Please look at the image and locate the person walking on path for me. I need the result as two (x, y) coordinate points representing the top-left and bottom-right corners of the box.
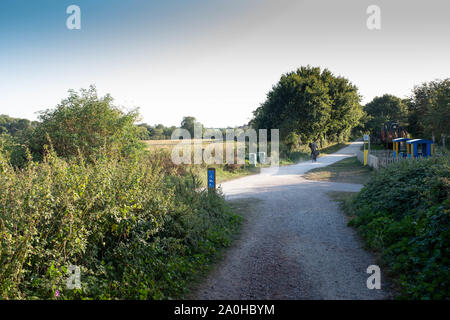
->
(309, 140), (318, 162)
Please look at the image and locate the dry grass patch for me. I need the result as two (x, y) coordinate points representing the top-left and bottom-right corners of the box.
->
(304, 156), (372, 184)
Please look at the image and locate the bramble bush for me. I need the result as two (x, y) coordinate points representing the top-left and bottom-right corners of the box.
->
(349, 155), (449, 299)
(0, 87), (242, 299)
(0, 145), (241, 300)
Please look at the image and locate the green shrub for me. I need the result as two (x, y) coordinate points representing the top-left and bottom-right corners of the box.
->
(28, 86), (144, 162)
(349, 156), (450, 299)
(0, 146), (241, 299)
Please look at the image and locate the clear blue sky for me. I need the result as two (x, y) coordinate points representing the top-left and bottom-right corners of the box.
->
(1, 0), (449, 127)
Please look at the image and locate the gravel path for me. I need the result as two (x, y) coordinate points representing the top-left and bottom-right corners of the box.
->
(193, 142), (393, 300)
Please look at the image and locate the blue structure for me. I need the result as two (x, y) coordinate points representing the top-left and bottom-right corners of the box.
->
(392, 138), (411, 158)
(207, 168), (216, 190)
(406, 139), (434, 158)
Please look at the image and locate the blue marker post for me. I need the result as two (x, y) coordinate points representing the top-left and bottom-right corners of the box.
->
(207, 167), (216, 193)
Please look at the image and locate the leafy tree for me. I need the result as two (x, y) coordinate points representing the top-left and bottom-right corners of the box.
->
(153, 124), (165, 139)
(325, 74), (364, 142)
(29, 85), (143, 160)
(0, 116), (37, 167)
(0, 133), (30, 168)
(181, 116), (201, 137)
(163, 126), (177, 138)
(284, 132), (300, 151)
(427, 80), (450, 142)
(407, 79), (449, 142)
(0, 115), (37, 137)
(363, 94), (408, 136)
(137, 124), (151, 140)
(136, 123), (177, 140)
(250, 66), (362, 145)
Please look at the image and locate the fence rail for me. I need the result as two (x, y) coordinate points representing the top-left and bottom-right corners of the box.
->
(356, 150), (441, 169)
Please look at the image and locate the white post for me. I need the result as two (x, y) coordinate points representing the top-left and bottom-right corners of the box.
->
(258, 152), (266, 165)
(249, 153), (257, 166)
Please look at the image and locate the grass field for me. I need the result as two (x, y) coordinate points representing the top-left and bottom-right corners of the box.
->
(144, 139), (247, 152)
(145, 139), (216, 150)
(304, 156), (372, 184)
(145, 139), (259, 186)
(145, 139), (357, 185)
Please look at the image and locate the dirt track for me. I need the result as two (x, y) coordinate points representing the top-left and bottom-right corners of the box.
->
(193, 142), (393, 299)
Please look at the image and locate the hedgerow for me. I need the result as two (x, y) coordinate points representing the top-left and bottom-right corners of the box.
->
(349, 155), (449, 299)
(0, 147), (241, 299)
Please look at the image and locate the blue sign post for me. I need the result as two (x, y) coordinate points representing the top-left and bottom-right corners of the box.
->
(207, 168), (216, 192)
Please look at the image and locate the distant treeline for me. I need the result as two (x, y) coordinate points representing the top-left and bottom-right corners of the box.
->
(0, 115), (38, 137)
(137, 116), (244, 140)
(137, 123), (177, 140)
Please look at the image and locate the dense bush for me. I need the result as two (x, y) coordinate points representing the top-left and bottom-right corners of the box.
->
(0, 147), (241, 299)
(28, 86), (144, 162)
(0, 134), (30, 169)
(349, 156), (449, 299)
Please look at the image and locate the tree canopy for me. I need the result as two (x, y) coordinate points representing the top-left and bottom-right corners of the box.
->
(181, 116), (202, 137)
(407, 79), (449, 141)
(363, 94), (408, 136)
(250, 66), (363, 145)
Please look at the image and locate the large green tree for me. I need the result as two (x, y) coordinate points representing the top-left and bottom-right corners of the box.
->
(363, 94), (408, 136)
(407, 79), (449, 142)
(250, 66), (362, 144)
(181, 116), (201, 137)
